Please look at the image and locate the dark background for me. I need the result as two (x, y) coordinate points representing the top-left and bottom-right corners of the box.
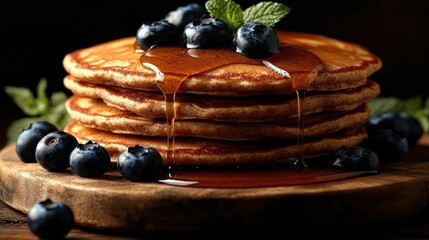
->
(1, 0), (428, 143)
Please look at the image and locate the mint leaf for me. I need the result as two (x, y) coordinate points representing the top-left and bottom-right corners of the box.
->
(4, 78), (49, 116)
(5, 78), (71, 143)
(367, 97), (404, 114)
(243, 2), (291, 27)
(206, 0), (244, 31)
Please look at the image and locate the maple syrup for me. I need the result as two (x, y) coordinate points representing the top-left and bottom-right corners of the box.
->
(159, 164), (377, 188)
(136, 38), (375, 188)
(294, 89), (307, 167)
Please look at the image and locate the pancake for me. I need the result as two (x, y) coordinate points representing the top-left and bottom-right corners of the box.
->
(66, 95), (370, 141)
(62, 31), (381, 96)
(64, 76), (380, 122)
(65, 121), (368, 166)
(62, 29), (382, 166)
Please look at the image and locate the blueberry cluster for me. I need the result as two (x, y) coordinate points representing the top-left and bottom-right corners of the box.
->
(331, 112), (423, 171)
(136, 3), (279, 59)
(364, 112), (423, 163)
(17, 122), (164, 238)
(15, 121), (163, 181)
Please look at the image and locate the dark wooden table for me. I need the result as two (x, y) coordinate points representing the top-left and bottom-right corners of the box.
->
(3, 197), (429, 240)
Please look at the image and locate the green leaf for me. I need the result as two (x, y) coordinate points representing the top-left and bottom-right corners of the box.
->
(402, 96), (423, 112)
(5, 78), (72, 143)
(243, 1), (291, 27)
(368, 96), (429, 133)
(367, 97), (404, 114)
(206, 0), (244, 31)
(4, 78), (49, 116)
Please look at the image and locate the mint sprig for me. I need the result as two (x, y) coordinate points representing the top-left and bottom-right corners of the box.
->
(243, 2), (291, 27)
(4, 78), (71, 143)
(206, 0), (244, 32)
(368, 96), (429, 132)
(205, 0), (291, 32)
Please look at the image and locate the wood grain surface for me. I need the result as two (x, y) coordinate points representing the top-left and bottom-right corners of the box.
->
(1, 135), (429, 236)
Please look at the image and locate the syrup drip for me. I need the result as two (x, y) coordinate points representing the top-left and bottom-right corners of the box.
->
(136, 41), (377, 188)
(164, 93), (176, 165)
(294, 90), (307, 168)
(141, 62), (182, 165)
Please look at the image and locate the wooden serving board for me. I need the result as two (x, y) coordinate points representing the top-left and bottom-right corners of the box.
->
(1, 135), (429, 232)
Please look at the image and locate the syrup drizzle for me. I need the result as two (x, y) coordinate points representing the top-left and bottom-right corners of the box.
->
(139, 45), (323, 165)
(141, 61), (182, 165)
(294, 89), (308, 168)
(135, 41), (377, 188)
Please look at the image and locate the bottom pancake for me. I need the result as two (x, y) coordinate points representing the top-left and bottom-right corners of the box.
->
(65, 121), (367, 166)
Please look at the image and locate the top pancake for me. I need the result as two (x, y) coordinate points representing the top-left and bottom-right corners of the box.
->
(63, 31), (381, 96)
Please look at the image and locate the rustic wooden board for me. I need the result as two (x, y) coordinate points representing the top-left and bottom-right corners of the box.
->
(1, 135), (429, 232)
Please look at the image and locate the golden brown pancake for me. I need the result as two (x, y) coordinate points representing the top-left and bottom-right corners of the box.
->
(65, 121), (367, 166)
(66, 95), (370, 141)
(62, 31), (381, 96)
(62, 30), (382, 166)
(64, 76), (379, 122)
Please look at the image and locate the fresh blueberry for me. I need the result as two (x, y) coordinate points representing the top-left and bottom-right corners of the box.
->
(182, 17), (232, 48)
(163, 3), (207, 30)
(117, 145), (163, 182)
(69, 141), (111, 178)
(332, 146), (379, 171)
(400, 113), (423, 146)
(233, 22), (279, 59)
(367, 112), (409, 138)
(136, 21), (179, 50)
(367, 112), (423, 147)
(15, 121), (57, 163)
(35, 131), (78, 172)
(27, 198), (74, 239)
(364, 129), (409, 163)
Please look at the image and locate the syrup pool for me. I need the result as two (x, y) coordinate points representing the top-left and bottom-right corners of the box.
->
(158, 163), (378, 188)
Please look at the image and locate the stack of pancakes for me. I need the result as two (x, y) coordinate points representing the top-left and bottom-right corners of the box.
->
(63, 31), (381, 167)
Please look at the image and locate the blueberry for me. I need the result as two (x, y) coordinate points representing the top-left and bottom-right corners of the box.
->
(117, 145), (163, 182)
(332, 146), (379, 171)
(233, 22), (279, 59)
(364, 129), (409, 163)
(367, 112), (409, 138)
(400, 113), (423, 146)
(28, 198), (74, 239)
(15, 121), (57, 163)
(182, 17), (232, 48)
(35, 131), (78, 172)
(136, 21), (179, 50)
(367, 112), (423, 147)
(69, 141), (111, 178)
(163, 3), (207, 30)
